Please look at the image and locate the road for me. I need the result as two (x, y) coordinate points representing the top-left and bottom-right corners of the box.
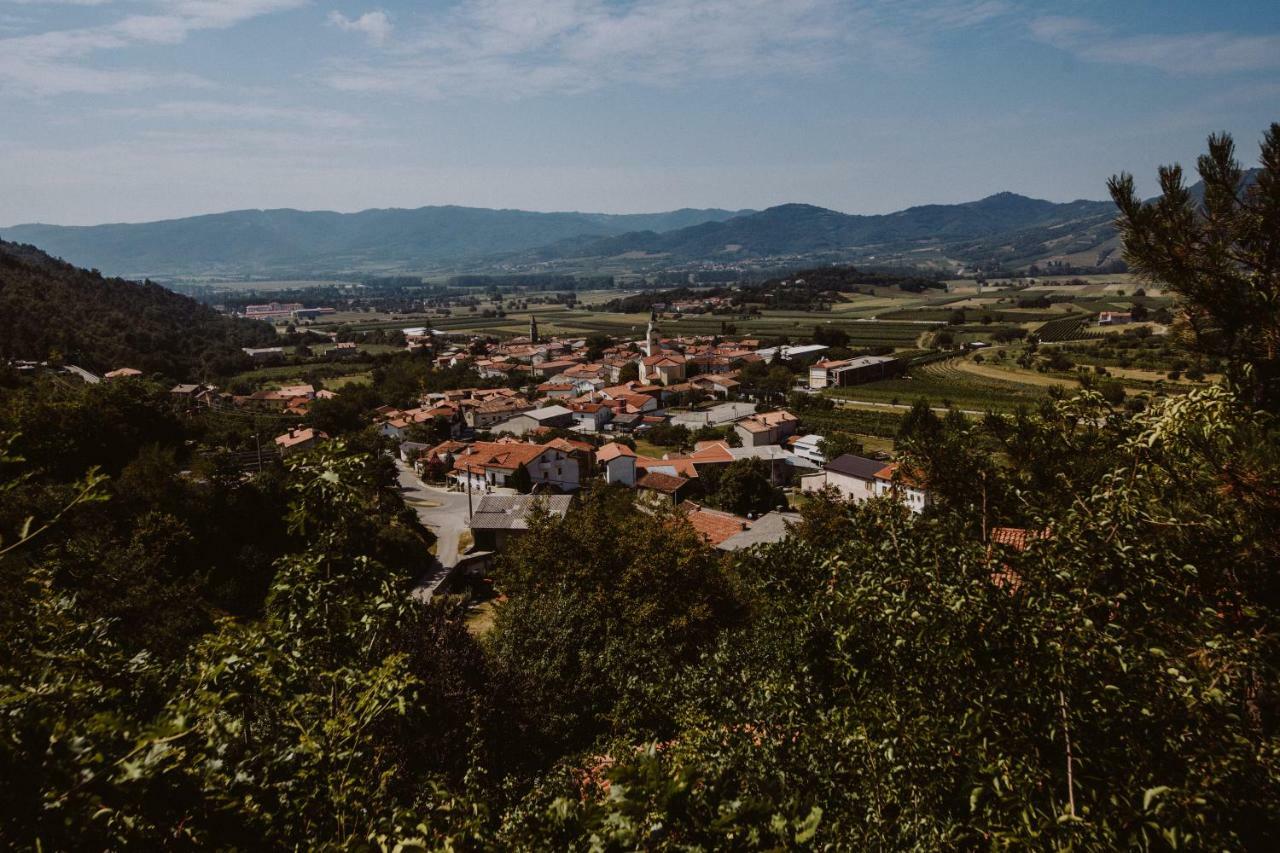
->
(394, 459), (473, 601)
(831, 398), (987, 417)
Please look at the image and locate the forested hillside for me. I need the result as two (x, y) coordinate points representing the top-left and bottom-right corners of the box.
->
(0, 240), (275, 378)
(1, 128), (1278, 849)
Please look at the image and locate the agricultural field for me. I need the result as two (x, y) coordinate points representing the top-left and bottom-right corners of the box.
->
(826, 356), (1065, 413)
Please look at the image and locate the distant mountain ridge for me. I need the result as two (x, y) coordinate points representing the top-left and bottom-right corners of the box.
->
(528, 193), (1120, 268)
(1, 206), (754, 279)
(3, 171), (1259, 278)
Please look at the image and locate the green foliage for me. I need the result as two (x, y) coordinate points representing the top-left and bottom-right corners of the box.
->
(710, 457), (785, 517)
(487, 489), (742, 762)
(0, 240), (274, 377)
(1110, 125), (1280, 407)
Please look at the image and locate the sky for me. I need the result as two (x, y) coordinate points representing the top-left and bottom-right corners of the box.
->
(1, 0), (1278, 226)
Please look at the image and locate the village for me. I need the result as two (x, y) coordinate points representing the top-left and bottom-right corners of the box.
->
(97, 310), (932, 597)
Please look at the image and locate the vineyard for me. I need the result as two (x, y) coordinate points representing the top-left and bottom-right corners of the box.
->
(799, 406), (905, 439)
(1035, 315), (1094, 342)
(825, 356), (1061, 412)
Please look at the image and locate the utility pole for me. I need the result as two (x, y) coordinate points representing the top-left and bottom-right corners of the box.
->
(253, 413), (263, 472)
(466, 468), (473, 520)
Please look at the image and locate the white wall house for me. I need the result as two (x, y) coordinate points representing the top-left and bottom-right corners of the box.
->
(596, 442), (637, 487)
(800, 454), (931, 514)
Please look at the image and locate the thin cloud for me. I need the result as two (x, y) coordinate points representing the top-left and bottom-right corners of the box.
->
(105, 99), (365, 129)
(1031, 15), (1280, 75)
(320, 0), (1006, 99)
(328, 10), (391, 45)
(0, 0), (309, 95)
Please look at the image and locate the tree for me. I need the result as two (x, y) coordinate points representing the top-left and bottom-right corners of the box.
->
(488, 489), (741, 759)
(1109, 125), (1280, 408)
(507, 464), (533, 494)
(618, 361), (640, 383)
(712, 458), (784, 516)
(812, 325), (849, 348)
(816, 431), (863, 461)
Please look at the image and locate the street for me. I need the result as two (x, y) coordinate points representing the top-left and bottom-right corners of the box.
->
(394, 458), (473, 600)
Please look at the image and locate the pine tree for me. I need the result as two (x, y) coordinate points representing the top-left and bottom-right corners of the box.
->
(1109, 124), (1280, 408)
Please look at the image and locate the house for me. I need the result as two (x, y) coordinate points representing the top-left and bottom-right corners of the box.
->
(414, 439), (470, 481)
(1098, 311), (1133, 326)
(872, 462), (930, 514)
(469, 494), (572, 551)
(449, 441), (581, 492)
(636, 471), (694, 506)
(495, 405), (575, 436)
(639, 353), (687, 386)
(800, 454), (930, 514)
(734, 410), (800, 447)
(680, 502), (753, 547)
(274, 427), (328, 457)
(569, 401), (612, 432)
(537, 382), (577, 400)
(727, 444), (813, 486)
(789, 433), (826, 466)
(799, 453), (885, 502)
(671, 401), (756, 428)
(754, 343), (828, 362)
(465, 396), (535, 429)
(398, 441), (431, 464)
(597, 442), (637, 486)
(609, 412), (644, 433)
(808, 356), (902, 389)
(689, 374), (741, 399)
(716, 510), (802, 552)
(104, 367), (142, 380)
(169, 383), (201, 402)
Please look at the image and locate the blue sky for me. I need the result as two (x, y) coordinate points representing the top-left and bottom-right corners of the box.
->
(1, 0), (1278, 225)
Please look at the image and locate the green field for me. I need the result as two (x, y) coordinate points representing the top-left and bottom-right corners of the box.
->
(826, 356), (1070, 413)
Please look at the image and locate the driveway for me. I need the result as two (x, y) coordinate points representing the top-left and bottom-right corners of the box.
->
(394, 459), (473, 600)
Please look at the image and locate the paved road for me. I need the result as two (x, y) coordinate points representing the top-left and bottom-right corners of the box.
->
(394, 459), (473, 600)
(833, 398), (987, 417)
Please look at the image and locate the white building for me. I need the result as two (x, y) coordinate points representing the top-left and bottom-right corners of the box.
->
(597, 442), (637, 487)
(800, 453), (930, 514)
(790, 434), (826, 466)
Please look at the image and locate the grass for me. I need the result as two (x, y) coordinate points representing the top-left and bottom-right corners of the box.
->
(325, 371), (374, 389)
(631, 438), (672, 458)
(465, 599), (498, 637)
(825, 356), (1065, 413)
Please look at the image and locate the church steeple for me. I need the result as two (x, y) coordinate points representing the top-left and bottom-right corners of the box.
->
(529, 314), (539, 344)
(645, 310), (659, 357)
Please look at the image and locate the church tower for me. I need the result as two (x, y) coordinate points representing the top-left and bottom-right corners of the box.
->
(529, 314), (539, 344)
(645, 310), (659, 357)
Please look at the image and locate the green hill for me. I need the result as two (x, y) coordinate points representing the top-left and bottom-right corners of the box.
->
(0, 240), (276, 378)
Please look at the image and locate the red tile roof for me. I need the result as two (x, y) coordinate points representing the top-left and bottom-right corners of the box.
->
(680, 501), (750, 546)
(596, 442), (635, 462)
(989, 527), (1049, 552)
(637, 471), (689, 494)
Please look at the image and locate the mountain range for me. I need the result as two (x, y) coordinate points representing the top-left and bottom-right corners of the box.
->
(0, 206), (752, 280)
(0, 192), (1134, 279)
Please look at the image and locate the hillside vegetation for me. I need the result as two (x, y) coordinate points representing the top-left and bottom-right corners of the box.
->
(0, 240), (275, 378)
(1, 128), (1278, 849)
